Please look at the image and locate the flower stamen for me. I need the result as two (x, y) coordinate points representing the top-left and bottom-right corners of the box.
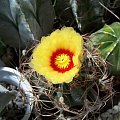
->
(55, 54), (70, 69)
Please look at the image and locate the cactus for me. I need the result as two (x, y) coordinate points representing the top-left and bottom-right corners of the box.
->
(0, 0), (120, 119)
(0, 0), (55, 49)
(0, 67), (34, 120)
(53, 0), (104, 33)
(90, 22), (120, 75)
(0, 85), (16, 113)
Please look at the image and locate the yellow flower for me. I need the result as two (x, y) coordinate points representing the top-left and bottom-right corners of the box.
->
(30, 27), (83, 84)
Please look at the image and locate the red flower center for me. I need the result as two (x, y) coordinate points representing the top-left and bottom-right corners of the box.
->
(50, 49), (74, 73)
